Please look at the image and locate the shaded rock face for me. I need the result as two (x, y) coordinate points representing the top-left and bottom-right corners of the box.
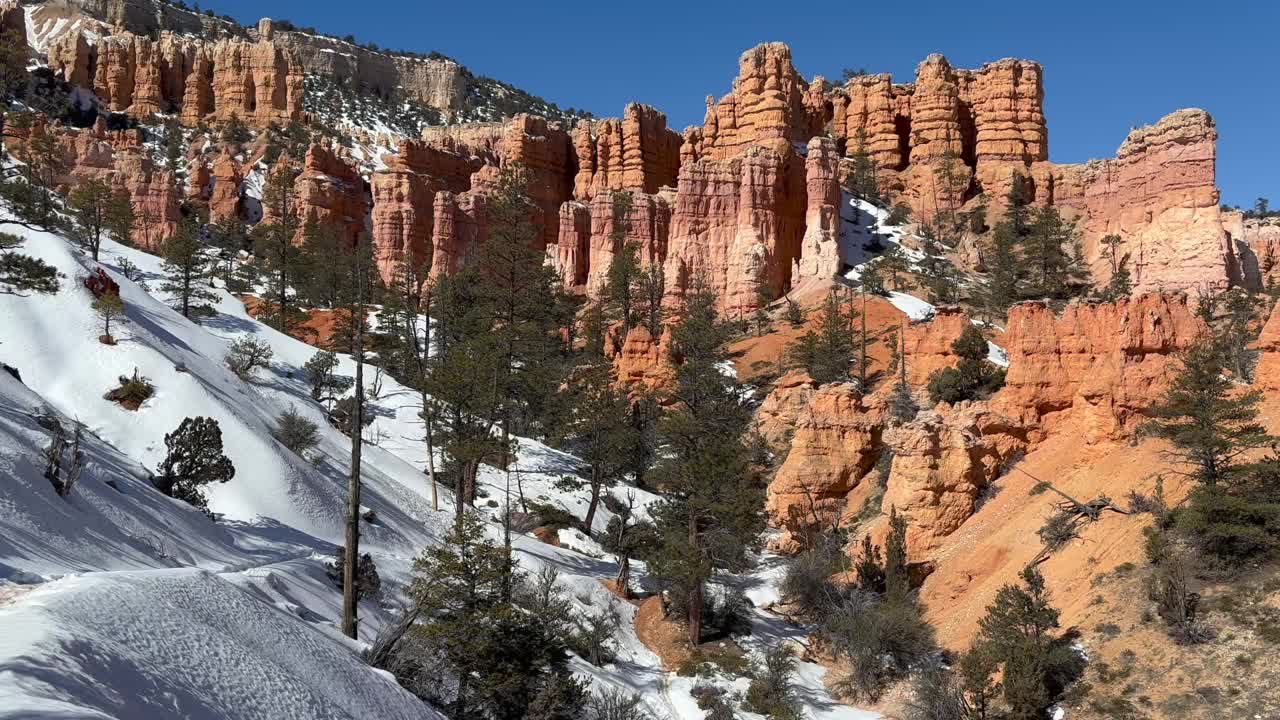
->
(755, 370), (818, 448)
(1227, 214), (1280, 290)
(208, 151), (243, 224)
(995, 293), (1206, 443)
(6, 118), (178, 250)
(293, 143), (368, 246)
(47, 28), (304, 126)
(663, 144), (807, 314)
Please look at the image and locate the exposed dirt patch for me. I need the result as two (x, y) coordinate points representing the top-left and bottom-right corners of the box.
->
(531, 526), (561, 547)
(633, 595), (693, 670)
(240, 295), (353, 349)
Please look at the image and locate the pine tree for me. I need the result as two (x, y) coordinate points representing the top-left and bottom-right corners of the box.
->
(638, 262), (666, 337)
(92, 290), (125, 343)
(0, 27), (27, 100)
(252, 164), (302, 332)
(161, 215), (218, 318)
(562, 359), (634, 534)
(600, 192), (639, 332)
(0, 232), (60, 295)
(926, 325), (1004, 404)
(879, 242), (911, 292)
(884, 506), (910, 602)
(427, 264), (504, 520)
(297, 218), (352, 308)
(974, 565), (1074, 720)
(981, 220), (1021, 320)
(1145, 337), (1272, 490)
(847, 127), (880, 203)
(208, 221), (250, 291)
(477, 163), (564, 457)
(788, 290), (855, 385)
(1022, 206), (1086, 300)
(69, 178), (116, 261)
(648, 284), (764, 645)
(155, 416), (235, 511)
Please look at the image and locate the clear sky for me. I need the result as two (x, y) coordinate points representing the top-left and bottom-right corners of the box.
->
(204, 0), (1276, 208)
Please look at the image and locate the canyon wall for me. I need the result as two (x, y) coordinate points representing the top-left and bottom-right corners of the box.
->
(47, 23), (304, 126)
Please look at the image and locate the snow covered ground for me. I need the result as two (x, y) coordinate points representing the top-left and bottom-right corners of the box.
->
(0, 213), (878, 718)
(839, 197), (1008, 368)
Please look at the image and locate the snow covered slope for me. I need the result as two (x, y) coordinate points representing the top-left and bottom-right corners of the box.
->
(0, 211), (876, 719)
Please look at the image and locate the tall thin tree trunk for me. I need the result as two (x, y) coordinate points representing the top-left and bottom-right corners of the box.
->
(341, 243), (366, 640)
(584, 467), (602, 537)
(687, 512), (702, 646)
(423, 395), (438, 512)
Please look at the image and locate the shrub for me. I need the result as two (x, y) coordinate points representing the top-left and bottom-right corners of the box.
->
(886, 203), (912, 226)
(275, 405), (320, 458)
(926, 325), (1004, 405)
(155, 416), (235, 512)
(585, 690), (651, 720)
(103, 369), (155, 410)
(904, 668), (968, 720)
(569, 605), (620, 666)
(225, 335), (274, 379)
(744, 644), (802, 720)
(328, 547), (381, 600)
(781, 532), (848, 618)
(823, 591), (937, 701)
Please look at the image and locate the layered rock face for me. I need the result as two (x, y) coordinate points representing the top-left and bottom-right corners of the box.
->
(572, 104), (681, 198)
(293, 143), (368, 246)
(1225, 213), (1280, 289)
(1252, 301), (1280, 391)
(47, 27), (304, 126)
(689, 42), (826, 161)
(876, 403), (1027, 558)
(1050, 109), (1232, 295)
(663, 144), (807, 313)
(606, 324), (675, 391)
(995, 293), (1206, 443)
(207, 151), (243, 224)
(792, 137), (843, 287)
(6, 118), (179, 250)
(902, 306), (970, 385)
(767, 384), (885, 548)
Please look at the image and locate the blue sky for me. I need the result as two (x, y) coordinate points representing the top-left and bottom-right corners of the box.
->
(204, 0), (1276, 207)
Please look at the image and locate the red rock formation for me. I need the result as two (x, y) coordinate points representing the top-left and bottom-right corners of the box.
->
(793, 137), (843, 287)
(572, 104), (681, 198)
(832, 73), (910, 173)
(607, 324), (674, 392)
(876, 403), (1027, 558)
(1252, 300), (1280, 391)
(1234, 216), (1280, 289)
(766, 384), (885, 548)
(693, 43), (826, 161)
(208, 151), (243, 224)
(8, 118), (180, 250)
(1049, 110), (1231, 295)
(48, 28), (303, 126)
(430, 190), (486, 277)
(995, 294), (1206, 443)
(664, 144), (807, 314)
(755, 370), (817, 448)
(293, 143), (366, 246)
(548, 201), (591, 290)
(902, 306), (971, 386)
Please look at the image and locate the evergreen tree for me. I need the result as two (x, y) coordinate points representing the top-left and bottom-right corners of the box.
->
(788, 290), (855, 385)
(297, 218), (352, 309)
(161, 215), (218, 318)
(846, 128), (880, 202)
(0, 27), (28, 100)
(477, 163), (564, 452)
(638, 262), (666, 337)
(0, 232), (60, 295)
(207, 221), (252, 292)
(879, 241), (911, 292)
(926, 325), (1004, 404)
(1145, 337), (1272, 490)
(980, 220), (1021, 320)
(884, 506), (910, 602)
(975, 565), (1078, 720)
(302, 350), (353, 408)
(648, 284), (764, 645)
(92, 290), (125, 343)
(69, 178), (127, 261)
(410, 513), (577, 720)
(600, 192), (639, 332)
(155, 416), (235, 511)
(562, 359), (634, 534)
(252, 164), (302, 332)
(1022, 206), (1087, 300)
(427, 264), (504, 520)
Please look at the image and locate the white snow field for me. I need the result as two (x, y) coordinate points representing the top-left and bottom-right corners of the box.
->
(0, 215), (878, 718)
